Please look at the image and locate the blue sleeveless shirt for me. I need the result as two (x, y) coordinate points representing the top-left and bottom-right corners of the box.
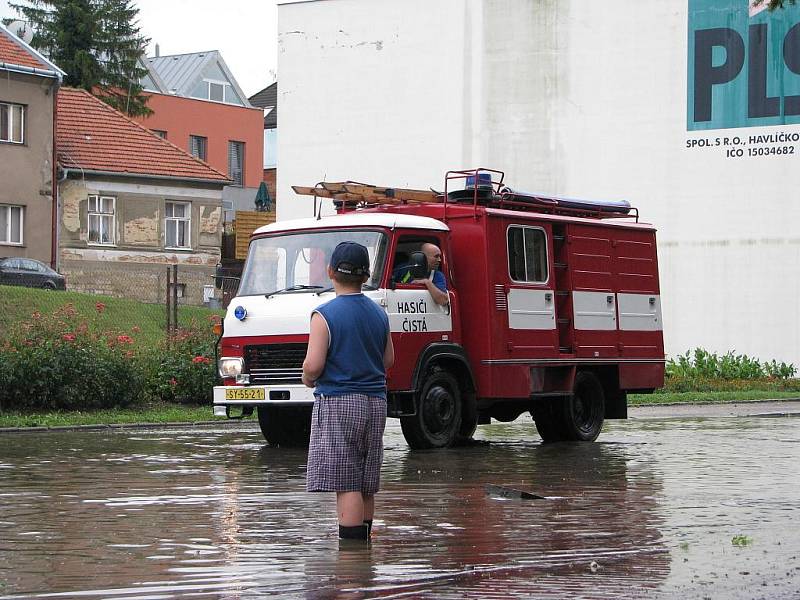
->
(313, 293), (390, 399)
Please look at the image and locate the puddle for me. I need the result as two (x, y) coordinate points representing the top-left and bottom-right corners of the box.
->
(0, 412), (798, 598)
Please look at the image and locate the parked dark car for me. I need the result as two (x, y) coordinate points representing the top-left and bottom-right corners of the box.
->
(0, 257), (66, 290)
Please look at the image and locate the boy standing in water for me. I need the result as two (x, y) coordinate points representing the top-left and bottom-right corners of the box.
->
(302, 241), (395, 542)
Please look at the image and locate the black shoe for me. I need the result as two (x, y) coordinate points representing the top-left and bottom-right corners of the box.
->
(338, 524), (369, 540)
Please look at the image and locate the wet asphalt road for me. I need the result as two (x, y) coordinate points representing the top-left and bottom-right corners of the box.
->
(0, 402), (798, 599)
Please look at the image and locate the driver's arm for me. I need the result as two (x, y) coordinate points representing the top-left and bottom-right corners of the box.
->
(419, 277), (449, 305)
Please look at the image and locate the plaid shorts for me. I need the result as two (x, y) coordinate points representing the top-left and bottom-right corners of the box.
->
(306, 393), (387, 495)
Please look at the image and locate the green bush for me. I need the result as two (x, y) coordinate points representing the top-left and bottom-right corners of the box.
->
(666, 348), (796, 380)
(0, 304), (144, 411)
(0, 305), (221, 412)
(142, 316), (219, 405)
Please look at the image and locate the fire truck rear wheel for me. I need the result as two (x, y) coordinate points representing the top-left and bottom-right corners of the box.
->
(401, 369), (462, 449)
(563, 371), (605, 442)
(257, 405), (312, 448)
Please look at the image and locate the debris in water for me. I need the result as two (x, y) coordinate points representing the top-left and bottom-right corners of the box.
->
(485, 484), (546, 500)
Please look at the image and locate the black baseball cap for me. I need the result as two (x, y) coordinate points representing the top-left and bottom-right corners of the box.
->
(330, 241), (370, 276)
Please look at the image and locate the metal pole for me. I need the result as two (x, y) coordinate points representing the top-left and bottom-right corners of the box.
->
(166, 266), (171, 334)
(172, 264), (178, 332)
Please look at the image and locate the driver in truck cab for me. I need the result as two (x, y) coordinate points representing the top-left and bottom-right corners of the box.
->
(393, 242), (449, 306)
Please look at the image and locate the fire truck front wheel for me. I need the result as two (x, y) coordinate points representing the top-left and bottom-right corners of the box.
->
(401, 369), (462, 449)
(563, 371), (605, 442)
(257, 405), (312, 447)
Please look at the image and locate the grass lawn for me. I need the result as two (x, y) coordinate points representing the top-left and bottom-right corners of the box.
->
(0, 403), (250, 429)
(0, 284), (223, 347)
(629, 390), (800, 404)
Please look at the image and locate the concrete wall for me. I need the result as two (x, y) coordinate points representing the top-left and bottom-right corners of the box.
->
(277, 0), (470, 220)
(277, 0), (800, 365)
(59, 177), (223, 305)
(0, 71), (56, 265)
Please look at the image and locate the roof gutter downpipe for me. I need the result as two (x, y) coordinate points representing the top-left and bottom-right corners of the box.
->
(52, 75), (62, 270)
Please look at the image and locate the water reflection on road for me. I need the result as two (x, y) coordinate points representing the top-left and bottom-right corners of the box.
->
(0, 407), (798, 598)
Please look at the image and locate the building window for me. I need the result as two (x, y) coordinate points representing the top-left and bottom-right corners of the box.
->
(507, 225), (548, 283)
(88, 195), (116, 245)
(189, 135), (207, 161)
(228, 141), (244, 186)
(0, 204), (23, 244)
(209, 81), (225, 102)
(0, 102), (25, 144)
(152, 129), (167, 139)
(165, 201), (191, 249)
(204, 79), (234, 103)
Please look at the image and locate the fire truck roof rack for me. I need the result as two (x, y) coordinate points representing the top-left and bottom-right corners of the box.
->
(292, 170), (639, 222)
(443, 168), (639, 222)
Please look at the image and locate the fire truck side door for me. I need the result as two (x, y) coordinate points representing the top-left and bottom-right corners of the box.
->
(502, 223), (558, 355)
(384, 235), (454, 386)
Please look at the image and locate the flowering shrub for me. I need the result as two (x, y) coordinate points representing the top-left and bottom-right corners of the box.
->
(0, 304), (144, 411)
(142, 316), (219, 404)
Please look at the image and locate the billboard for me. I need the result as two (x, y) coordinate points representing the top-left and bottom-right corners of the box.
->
(688, 0), (800, 130)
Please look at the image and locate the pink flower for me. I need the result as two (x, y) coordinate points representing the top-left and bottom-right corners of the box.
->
(116, 335), (133, 344)
(62, 334), (76, 342)
(169, 377), (177, 386)
(95, 302), (106, 313)
(192, 356), (211, 364)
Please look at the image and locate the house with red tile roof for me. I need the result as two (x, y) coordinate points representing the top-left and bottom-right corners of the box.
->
(0, 23), (64, 268)
(57, 87), (231, 304)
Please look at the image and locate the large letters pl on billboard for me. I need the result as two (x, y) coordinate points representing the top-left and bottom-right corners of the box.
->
(688, 0), (800, 130)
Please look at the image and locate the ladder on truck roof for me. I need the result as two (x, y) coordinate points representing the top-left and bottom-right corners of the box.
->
(292, 182), (441, 208)
(292, 171), (639, 222)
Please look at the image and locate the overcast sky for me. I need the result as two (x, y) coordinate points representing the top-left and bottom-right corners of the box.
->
(0, 0), (295, 97)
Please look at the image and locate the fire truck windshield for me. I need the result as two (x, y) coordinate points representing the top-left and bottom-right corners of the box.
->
(237, 229), (388, 296)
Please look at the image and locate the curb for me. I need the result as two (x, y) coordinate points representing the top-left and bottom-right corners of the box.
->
(0, 419), (260, 434)
(629, 397), (800, 407)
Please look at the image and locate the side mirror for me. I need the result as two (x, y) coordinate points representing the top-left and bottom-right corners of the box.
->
(409, 251), (428, 280)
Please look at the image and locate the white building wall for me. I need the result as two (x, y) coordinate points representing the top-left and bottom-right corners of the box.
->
(278, 0), (800, 365)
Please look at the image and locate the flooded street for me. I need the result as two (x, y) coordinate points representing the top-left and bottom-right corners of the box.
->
(1, 403), (799, 599)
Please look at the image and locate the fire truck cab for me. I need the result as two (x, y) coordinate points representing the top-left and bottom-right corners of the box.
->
(213, 169), (665, 449)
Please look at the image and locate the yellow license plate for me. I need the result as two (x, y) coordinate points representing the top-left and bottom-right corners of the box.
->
(225, 388), (266, 400)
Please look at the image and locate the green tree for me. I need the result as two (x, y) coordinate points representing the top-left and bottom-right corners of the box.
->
(9, 0), (151, 116)
(755, 0), (798, 10)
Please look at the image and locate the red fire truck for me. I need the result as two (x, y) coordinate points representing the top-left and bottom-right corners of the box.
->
(213, 169), (664, 449)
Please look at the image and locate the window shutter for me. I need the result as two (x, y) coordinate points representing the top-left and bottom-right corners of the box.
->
(228, 141), (244, 186)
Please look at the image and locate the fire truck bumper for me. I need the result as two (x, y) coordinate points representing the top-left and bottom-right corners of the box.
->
(213, 385), (315, 416)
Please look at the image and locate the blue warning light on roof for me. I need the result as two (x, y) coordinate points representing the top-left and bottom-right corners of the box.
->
(234, 306), (247, 321)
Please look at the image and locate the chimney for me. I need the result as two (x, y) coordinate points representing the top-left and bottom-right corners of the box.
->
(155, 43), (160, 58)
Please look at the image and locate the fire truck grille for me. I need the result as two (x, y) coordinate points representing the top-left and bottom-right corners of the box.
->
(243, 343), (307, 385)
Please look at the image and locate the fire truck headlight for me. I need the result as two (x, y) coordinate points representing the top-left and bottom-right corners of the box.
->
(218, 357), (244, 378)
